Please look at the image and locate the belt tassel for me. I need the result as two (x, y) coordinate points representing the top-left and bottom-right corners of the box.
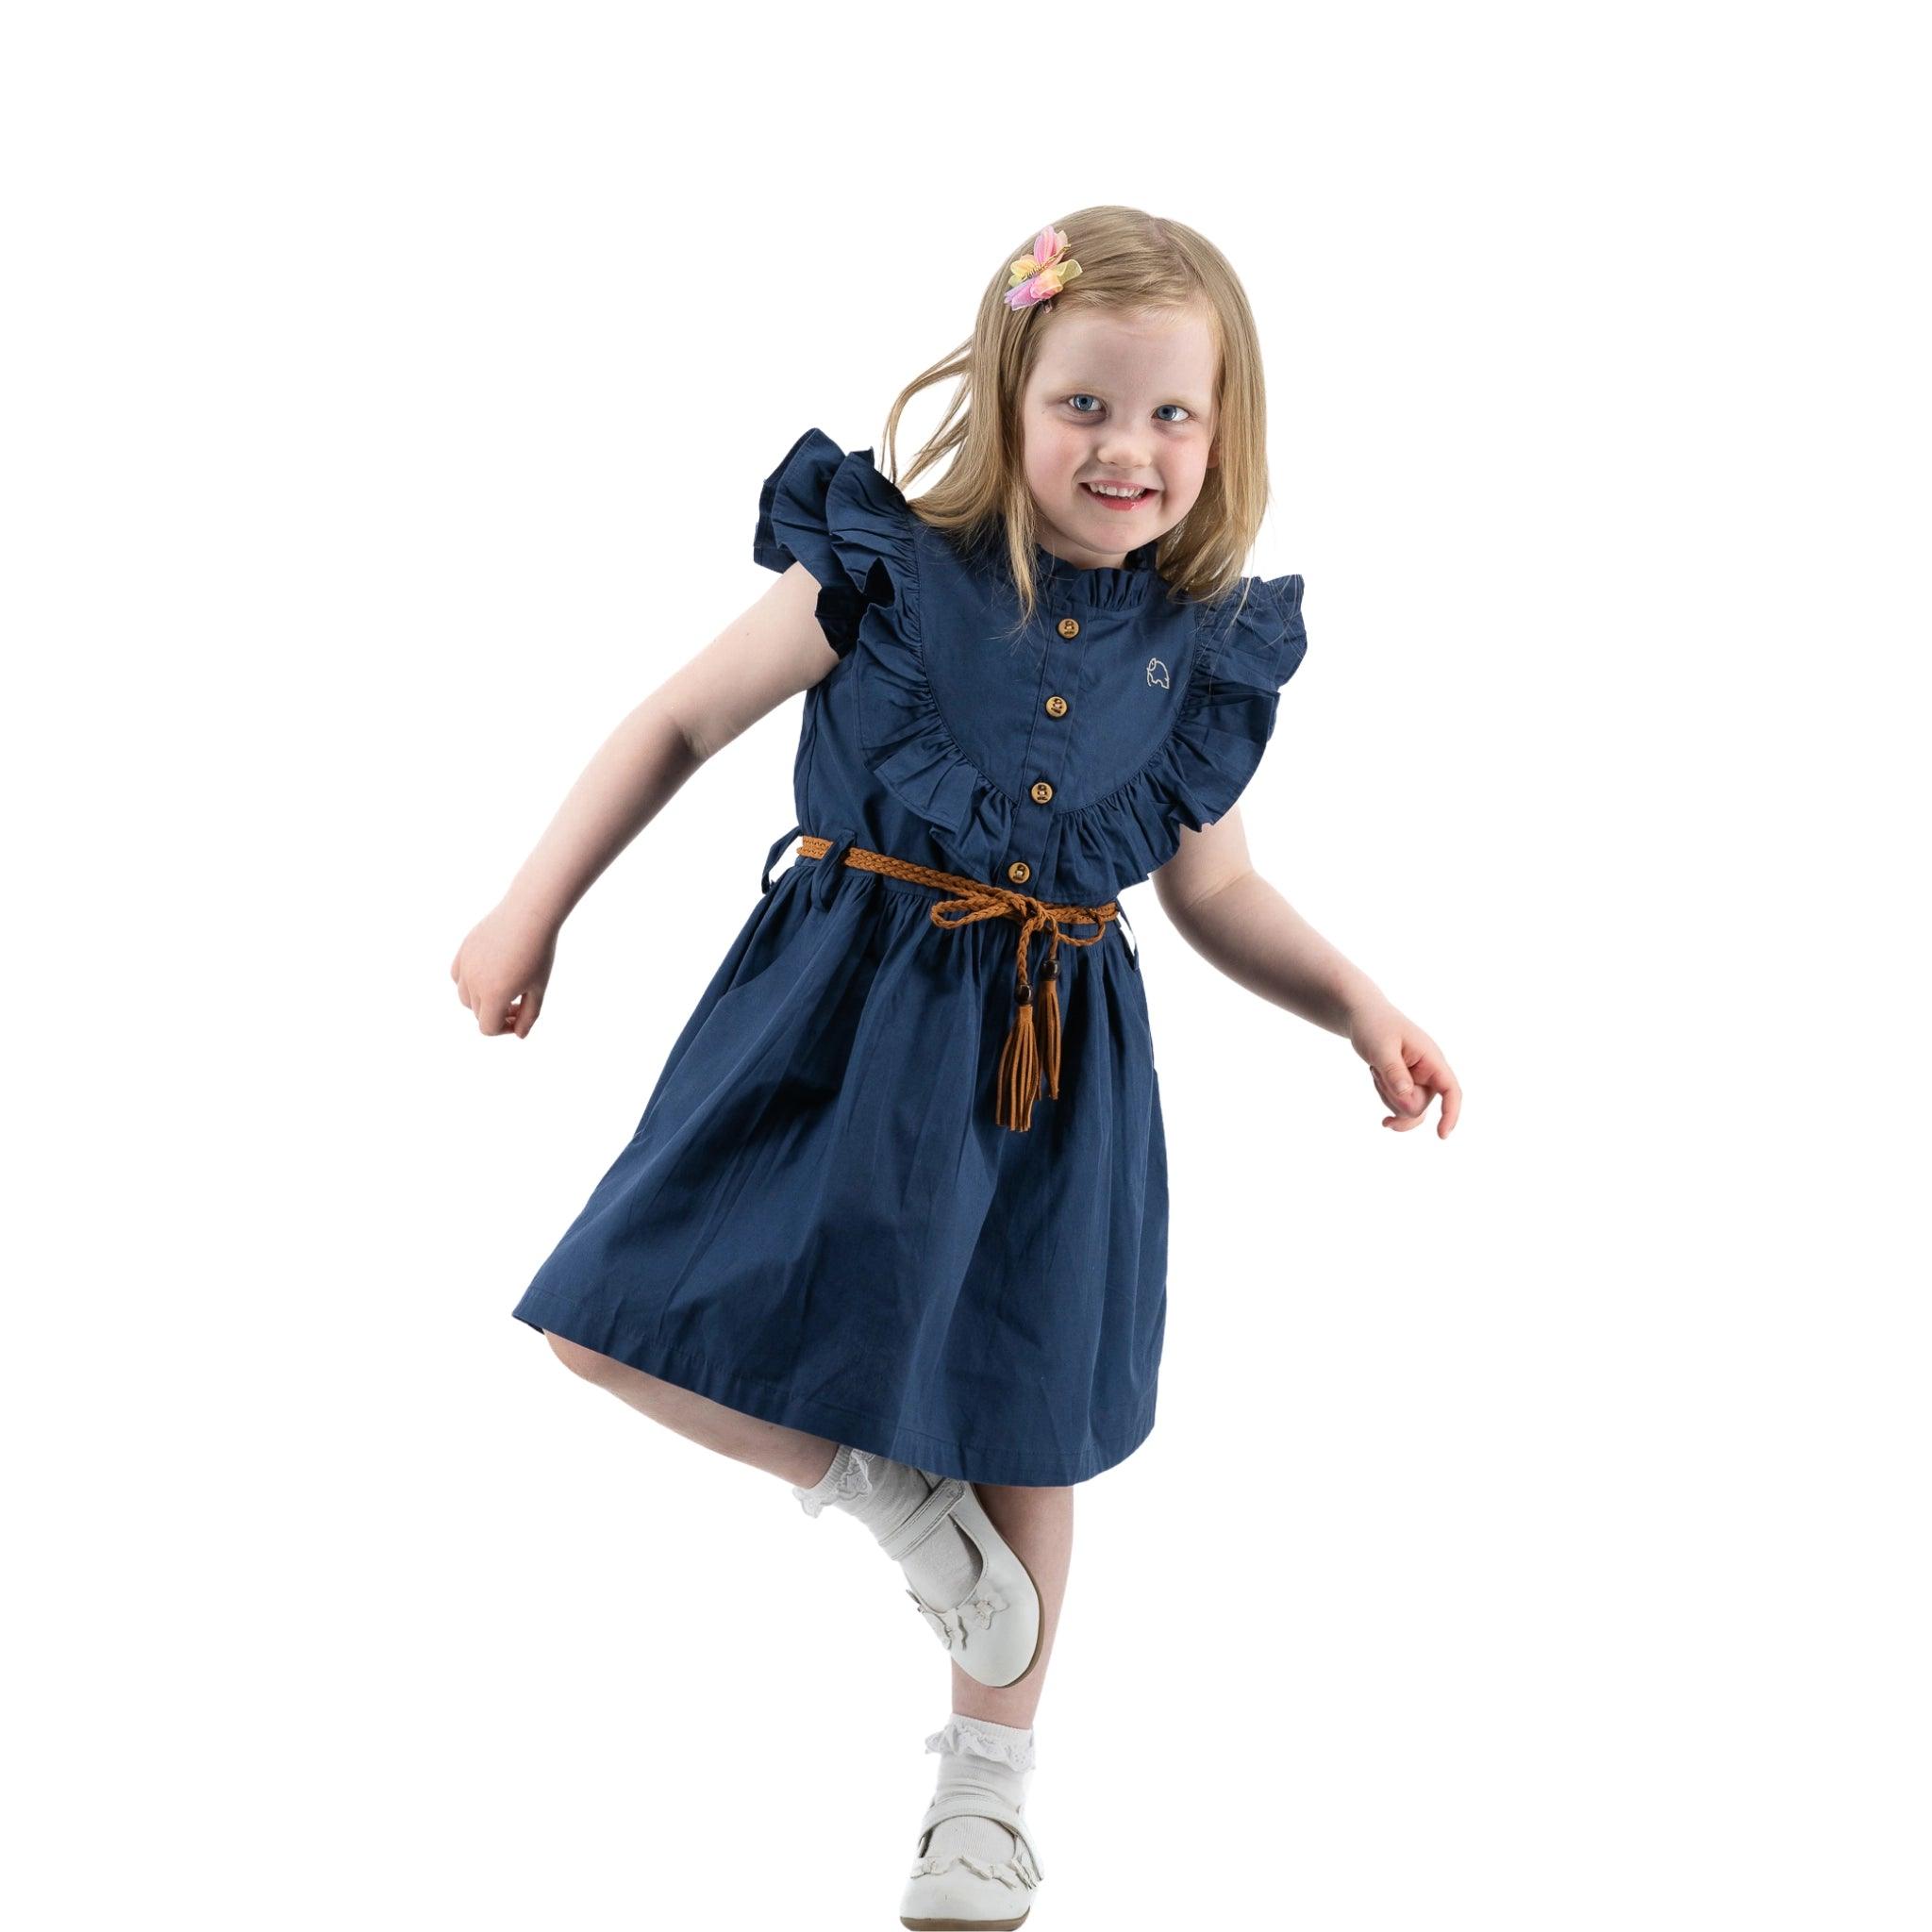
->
(995, 947), (1064, 1131)
(995, 976), (1042, 1131)
(1038, 955), (1063, 1099)
(787, 834), (1117, 1134)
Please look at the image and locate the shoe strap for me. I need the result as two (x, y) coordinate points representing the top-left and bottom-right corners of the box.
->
(918, 1791), (1046, 1882)
(879, 1475), (969, 1565)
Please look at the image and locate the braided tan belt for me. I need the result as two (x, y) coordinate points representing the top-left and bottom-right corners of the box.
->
(792, 833), (1121, 1133)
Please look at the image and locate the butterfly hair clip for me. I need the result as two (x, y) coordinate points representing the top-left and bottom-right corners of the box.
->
(1005, 225), (1083, 311)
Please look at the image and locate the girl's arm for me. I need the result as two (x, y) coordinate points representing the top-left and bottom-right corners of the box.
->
(450, 562), (840, 1038)
(1151, 808), (1461, 1136)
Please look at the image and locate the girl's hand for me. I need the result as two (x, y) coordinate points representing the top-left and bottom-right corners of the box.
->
(449, 899), (559, 1039)
(1347, 998), (1461, 1137)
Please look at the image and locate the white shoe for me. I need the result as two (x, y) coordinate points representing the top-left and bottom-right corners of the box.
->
(899, 1787), (1046, 1928)
(887, 1472), (1043, 1690)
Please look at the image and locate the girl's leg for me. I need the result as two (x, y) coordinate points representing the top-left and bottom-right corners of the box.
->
(901, 1484), (1070, 1915)
(541, 1331), (839, 1488)
(546, 1330), (1070, 1724)
(949, 1482), (1073, 1730)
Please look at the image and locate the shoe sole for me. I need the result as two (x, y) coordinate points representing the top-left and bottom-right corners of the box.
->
(901, 1911), (1029, 1930)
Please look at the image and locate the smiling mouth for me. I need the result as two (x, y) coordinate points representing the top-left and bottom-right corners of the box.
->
(1082, 483), (1158, 503)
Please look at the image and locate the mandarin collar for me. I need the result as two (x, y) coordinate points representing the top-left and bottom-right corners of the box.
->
(1030, 537), (1163, 611)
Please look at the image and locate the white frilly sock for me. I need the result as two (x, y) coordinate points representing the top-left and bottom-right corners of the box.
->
(791, 1443), (981, 1609)
(916, 1713), (1038, 1882)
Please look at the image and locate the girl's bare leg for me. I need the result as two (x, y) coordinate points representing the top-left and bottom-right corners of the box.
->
(950, 1483), (1073, 1730)
(542, 1331), (839, 1487)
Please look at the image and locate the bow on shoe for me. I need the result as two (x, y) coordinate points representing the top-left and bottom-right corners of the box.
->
(908, 1590), (964, 1650)
(962, 1584), (1009, 1631)
(906, 1584), (1010, 1650)
(909, 1846), (1041, 1890)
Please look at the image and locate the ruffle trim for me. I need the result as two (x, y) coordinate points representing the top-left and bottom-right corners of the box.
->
(856, 597), (1014, 878)
(924, 1715), (1038, 1774)
(859, 567), (1309, 892)
(753, 427), (920, 659)
(1052, 571), (1307, 889)
(757, 426), (1308, 891)
(791, 1443), (874, 1518)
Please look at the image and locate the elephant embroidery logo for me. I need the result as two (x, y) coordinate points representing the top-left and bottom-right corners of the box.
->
(1146, 658), (1170, 688)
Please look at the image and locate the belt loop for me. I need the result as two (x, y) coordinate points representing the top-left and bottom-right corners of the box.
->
(810, 825), (858, 908)
(760, 822), (804, 894)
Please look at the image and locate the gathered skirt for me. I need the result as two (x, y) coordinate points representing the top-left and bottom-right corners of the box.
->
(510, 848), (1169, 1487)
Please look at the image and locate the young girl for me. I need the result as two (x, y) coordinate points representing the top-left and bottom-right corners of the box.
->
(451, 206), (1460, 1928)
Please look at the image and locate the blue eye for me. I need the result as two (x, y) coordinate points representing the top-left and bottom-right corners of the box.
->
(1064, 394), (1192, 424)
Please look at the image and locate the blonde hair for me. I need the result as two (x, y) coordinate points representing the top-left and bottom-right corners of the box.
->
(877, 205), (1270, 637)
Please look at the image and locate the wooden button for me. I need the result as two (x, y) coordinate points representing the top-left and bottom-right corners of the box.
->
(1030, 779), (1054, 805)
(1044, 693), (1068, 718)
(1057, 616), (1080, 639)
(1006, 859), (1032, 885)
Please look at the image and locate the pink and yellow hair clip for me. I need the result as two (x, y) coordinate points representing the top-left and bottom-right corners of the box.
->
(1005, 226), (1083, 310)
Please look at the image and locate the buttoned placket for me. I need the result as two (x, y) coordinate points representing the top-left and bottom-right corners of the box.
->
(995, 547), (1158, 975)
(1000, 601), (1083, 896)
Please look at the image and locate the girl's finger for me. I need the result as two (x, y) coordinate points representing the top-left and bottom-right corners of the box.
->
(1369, 1062), (1424, 1127)
(1403, 1044), (1462, 1139)
(1385, 1060), (1424, 1110)
(1374, 1055), (1426, 1114)
(512, 987), (543, 1038)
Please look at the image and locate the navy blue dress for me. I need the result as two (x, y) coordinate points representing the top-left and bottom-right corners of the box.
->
(511, 427), (1308, 1486)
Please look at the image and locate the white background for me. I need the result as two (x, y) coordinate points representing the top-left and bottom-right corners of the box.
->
(6, 5), (1926, 1927)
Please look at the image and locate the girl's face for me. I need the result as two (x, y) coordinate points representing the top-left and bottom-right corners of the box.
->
(1019, 300), (1221, 571)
